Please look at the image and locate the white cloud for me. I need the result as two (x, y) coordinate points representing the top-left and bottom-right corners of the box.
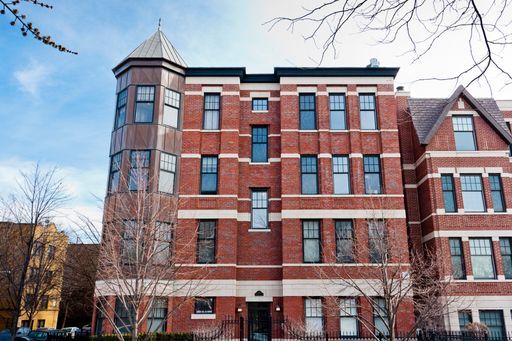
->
(13, 60), (52, 96)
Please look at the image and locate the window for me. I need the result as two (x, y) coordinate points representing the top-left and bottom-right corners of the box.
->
(305, 298), (323, 332)
(489, 174), (505, 212)
(148, 298), (167, 332)
(458, 311), (472, 331)
(500, 238), (512, 279)
(163, 88), (180, 128)
(461, 175), (485, 212)
(441, 174), (457, 212)
(303, 221), (321, 263)
(335, 221), (354, 263)
(115, 298), (134, 333)
(194, 297), (215, 314)
(360, 94), (377, 130)
(299, 94), (316, 130)
(40, 296), (48, 310)
(251, 126), (268, 162)
(251, 189), (268, 229)
(37, 320), (45, 329)
(469, 238), (496, 279)
(479, 310), (505, 339)
(197, 221), (216, 264)
(330, 94), (346, 130)
(47, 245), (56, 260)
(121, 221), (137, 264)
(364, 155), (382, 194)
(252, 98), (268, 111)
(153, 222), (172, 265)
(301, 156), (318, 194)
(200, 156), (218, 194)
(32, 242), (43, 256)
(339, 298), (358, 336)
(203, 94), (220, 130)
(373, 298), (389, 336)
(449, 238), (466, 279)
(134, 86), (155, 123)
(129, 151), (150, 191)
(369, 221), (385, 263)
(333, 155), (350, 194)
(452, 116), (476, 151)
(159, 153), (177, 194)
(109, 152), (122, 192)
(115, 89), (127, 129)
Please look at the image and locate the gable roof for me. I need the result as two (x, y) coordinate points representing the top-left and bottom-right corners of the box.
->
(118, 29), (187, 69)
(408, 85), (512, 145)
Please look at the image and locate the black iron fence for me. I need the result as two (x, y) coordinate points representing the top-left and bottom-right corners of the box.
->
(191, 317), (512, 341)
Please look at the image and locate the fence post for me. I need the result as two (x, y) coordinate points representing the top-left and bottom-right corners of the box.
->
(239, 316), (244, 341)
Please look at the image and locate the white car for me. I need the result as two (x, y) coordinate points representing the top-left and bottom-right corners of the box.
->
(60, 327), (80, 339)
(15, 327), (30, 337)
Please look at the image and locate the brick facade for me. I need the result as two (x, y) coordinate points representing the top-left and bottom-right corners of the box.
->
(94, 30), (512, 336)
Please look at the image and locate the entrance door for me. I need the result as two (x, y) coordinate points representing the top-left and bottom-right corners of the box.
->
(247, 302), (271, 341)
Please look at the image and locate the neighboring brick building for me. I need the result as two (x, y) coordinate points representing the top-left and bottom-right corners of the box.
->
(94, 29), (512, 337)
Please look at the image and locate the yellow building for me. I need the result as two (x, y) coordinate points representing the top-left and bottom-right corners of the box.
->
(0, 222), (68, 330)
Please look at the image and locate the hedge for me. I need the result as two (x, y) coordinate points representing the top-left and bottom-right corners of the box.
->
(90, 332), (193, 341)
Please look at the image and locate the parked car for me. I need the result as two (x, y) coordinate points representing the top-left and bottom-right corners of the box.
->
(19, 331), (48, 341)
(15, 327), (30, 337)
(60, 327), (80, 339)
(80, 325), (91, 334)
(0, 329), (11, 341)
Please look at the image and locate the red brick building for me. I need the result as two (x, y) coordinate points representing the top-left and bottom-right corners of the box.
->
(94, 29), (512, 338)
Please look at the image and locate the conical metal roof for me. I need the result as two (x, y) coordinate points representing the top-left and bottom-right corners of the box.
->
(121, 29), (187, 68)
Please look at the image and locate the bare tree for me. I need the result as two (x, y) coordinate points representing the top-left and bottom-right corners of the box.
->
(0, 164), (68, 339)
(78, 154), (209, 341)
(314, 209), (459, 340)
(0, 0), (77, 54)
(268, 1), (512, 90)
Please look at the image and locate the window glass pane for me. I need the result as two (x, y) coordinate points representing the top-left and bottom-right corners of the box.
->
(373, 298), (388, 336)
(109, 153), (122, 192)
(449, 238), (466, 279)
(252, 190), (268, 229)
(201, 157), (218, 193)
(303, 221), (320, 263)
(252, 98), (268, 111)
(336, 221), (354, 263)
(164, 89), (180, 107)
(129, 151), (150, 191)
(305, 298), (323, 332)
(479, 310), (505, 339)
(163, 106), (179, 128)
(364, 156), (381, 194)
(148, 298), (167, 332)
(452, 116), (476, 151)
(301, 156), (318, 194)
(369, 221), (385, 263)
(469, 239), (495, 279)
(300, 94), (316, 130)
(360, 94), (377, 130)
(252, 126), (268, 162)
(203, 95), (220, 129)
(489, 175), (505, 212)
(135, 103), (154, 123)
(136, 86), (154, 101)
(197, 221), (216, 263)
(461, 175), (485, 212)
(330, 94), (346, 130)
(458, 311), (472, 331)
(333, 156), (350, 194)
(500, 238), (512, 279)
(195, 298), (215, 314)
(340, 298), (357, 335)
(441, 175), (457, 212)
(115, 89), (127, 128)
(159, 153), (176, 194)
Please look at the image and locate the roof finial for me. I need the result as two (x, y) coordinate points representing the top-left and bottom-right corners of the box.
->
(158, 18), (161, 30)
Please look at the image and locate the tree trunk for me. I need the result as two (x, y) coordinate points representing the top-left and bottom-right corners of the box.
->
(61, 302), (69, 328)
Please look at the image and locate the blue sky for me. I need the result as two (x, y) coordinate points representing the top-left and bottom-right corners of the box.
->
(1, 0), (511, 226)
